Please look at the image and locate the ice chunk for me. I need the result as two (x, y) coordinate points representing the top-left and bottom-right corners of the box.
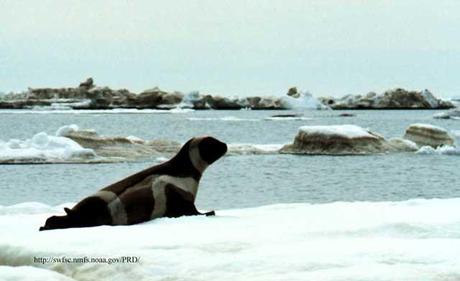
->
(387, 138), (419, 151)
(125, 136), (145, 144)
(280, 124), (388, 155)
(404, 123), (454, 148)
(416, 145), (460, 155)
(420, 89), (439, 108)
(0, 131), (96, 163)
(55, 124), (79, 137)
(281, 91), (330, 110)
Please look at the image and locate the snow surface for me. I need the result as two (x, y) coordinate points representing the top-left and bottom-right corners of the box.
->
(0, 199), (460, 281)
(0, 126), (96, 163)
(0, 266), (74, 281)
(299, 125), (376, 138)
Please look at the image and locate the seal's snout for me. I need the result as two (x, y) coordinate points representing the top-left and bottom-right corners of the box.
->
(207, 137), (227, 159)
(214, 138), (227, 157)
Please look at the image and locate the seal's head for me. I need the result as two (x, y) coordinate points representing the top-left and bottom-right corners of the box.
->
(188, 136), (227, 172)
(196, 136), (227, 165)
(172, 136), (227, 174)
(39, 208), (74, 231)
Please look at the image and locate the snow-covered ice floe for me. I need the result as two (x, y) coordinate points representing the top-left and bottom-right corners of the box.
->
(0, 124), (287, 164)
(281, 123), (460, 156)
(0, 127), (97, 164)
(1, 199), (460, 281)
(4, 123), (459, 164)
(280, 124), (391, 155)
(403, 123), (454, 148)
(0, 125), (181, 164)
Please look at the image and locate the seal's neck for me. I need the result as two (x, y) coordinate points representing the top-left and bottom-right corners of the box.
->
(166, 139), (206, 178)
(187, 137), (209, 173)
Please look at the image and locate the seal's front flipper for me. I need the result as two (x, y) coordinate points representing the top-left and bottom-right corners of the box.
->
(204, 210), (215, 216)
(182, 203), (215, 217)
(164, 185), (215, 218)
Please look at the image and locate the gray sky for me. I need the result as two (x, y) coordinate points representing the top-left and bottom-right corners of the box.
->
(0, 0), (459, 97)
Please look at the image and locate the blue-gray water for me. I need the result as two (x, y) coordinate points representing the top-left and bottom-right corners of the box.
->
(0, 109), (459, 209)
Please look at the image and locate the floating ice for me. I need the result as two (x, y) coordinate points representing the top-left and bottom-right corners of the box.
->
(281, 124), (386, 155)
(154, 156), (170, 163)
(408, 123), (449, 133)
(125, 136), (145, 144)
(0, 199), (460, 281)
(404, 123), (454, 148)
(416, 145), (460, 155)
(227, 143), (284, 155)
(55, 124), (80, 137)
(168, 107), (194, 113)
(0, 126), (96, 163)
(388, 138), (419, 151)
(281, 91), (330, 110)
(452, 130), (460, 140)
(420, 89), (439, 108)
(177, 91), (201, 109)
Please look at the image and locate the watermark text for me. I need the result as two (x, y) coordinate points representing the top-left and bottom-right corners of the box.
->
(33, 256), (140, 265)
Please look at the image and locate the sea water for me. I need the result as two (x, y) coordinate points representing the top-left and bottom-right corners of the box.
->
(0, 109), (458, 207)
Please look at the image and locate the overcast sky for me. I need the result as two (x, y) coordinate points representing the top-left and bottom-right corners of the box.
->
(0, 0), (459, 97)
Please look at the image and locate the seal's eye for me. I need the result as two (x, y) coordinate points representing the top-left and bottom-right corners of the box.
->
(198, 137), (227, 164)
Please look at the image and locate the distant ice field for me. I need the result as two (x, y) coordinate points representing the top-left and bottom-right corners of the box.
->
(2, 109), (459, 143)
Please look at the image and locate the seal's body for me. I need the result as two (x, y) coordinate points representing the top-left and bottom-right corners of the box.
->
(40, 136), (227, 231)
